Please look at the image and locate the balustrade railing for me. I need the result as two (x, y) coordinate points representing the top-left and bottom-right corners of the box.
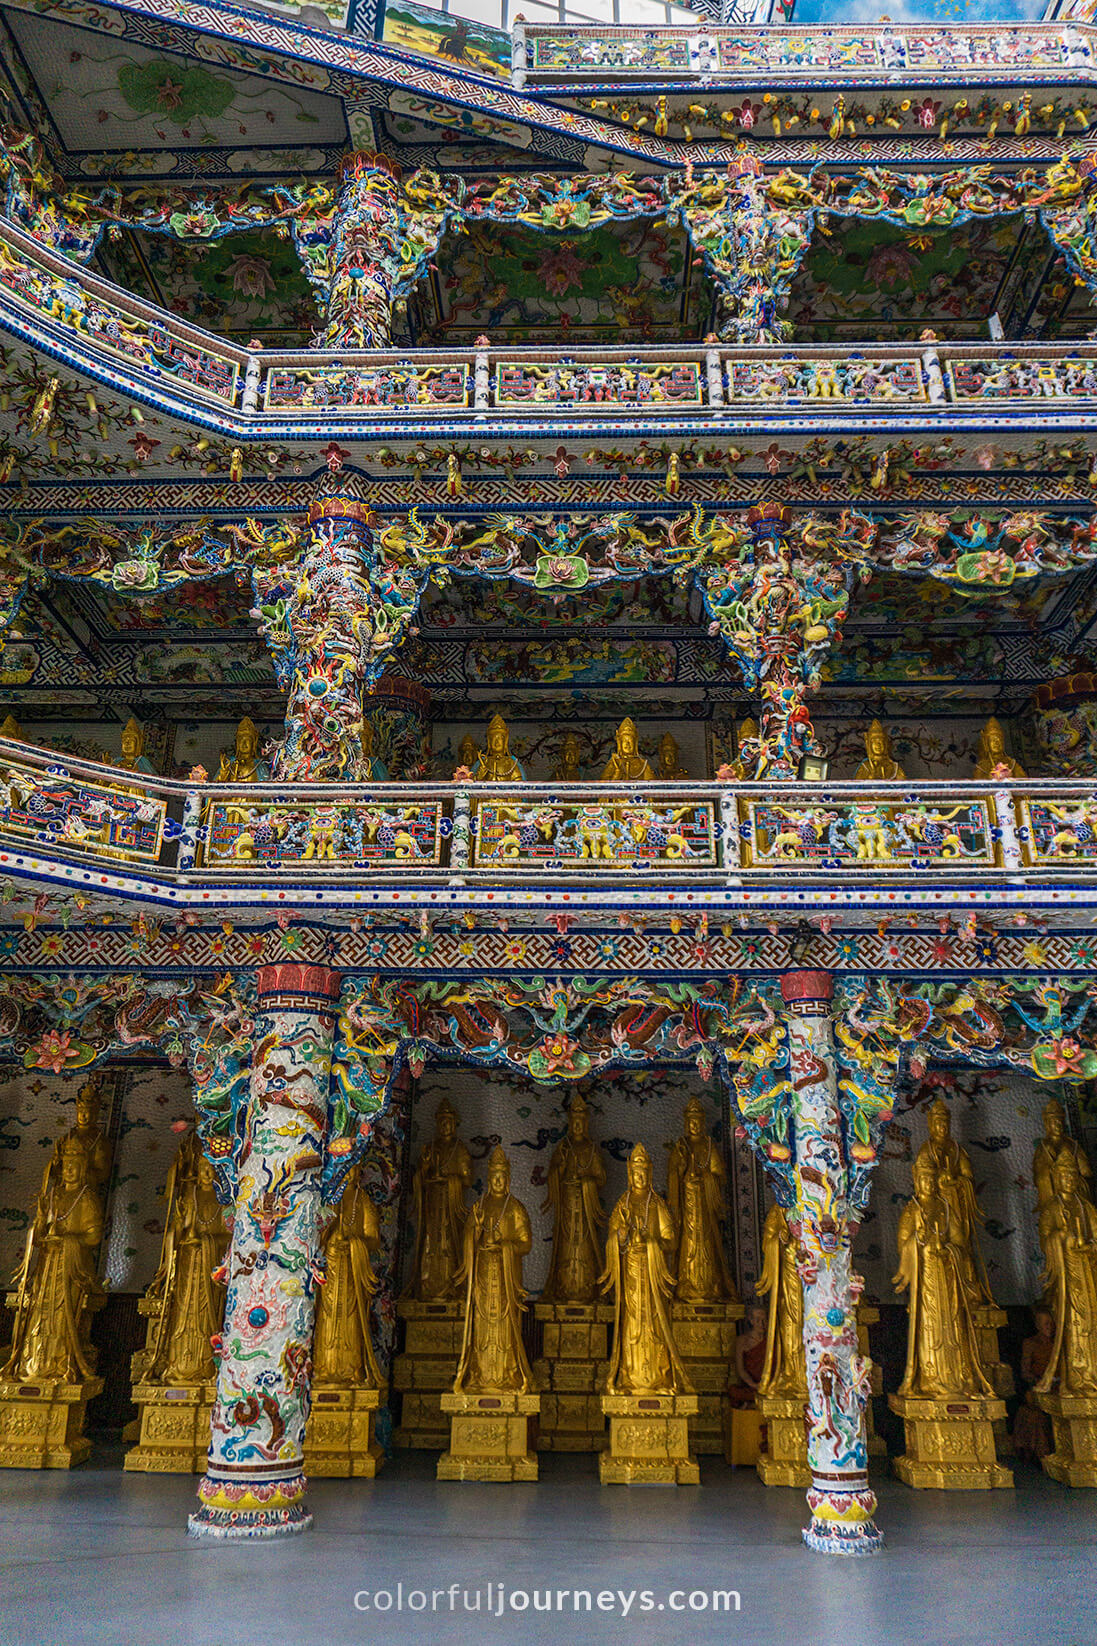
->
(0, 739), (1094, 887)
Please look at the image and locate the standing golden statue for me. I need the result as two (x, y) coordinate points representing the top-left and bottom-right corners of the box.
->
(439, 1146), (539, 1480)
(754, 1200), (809, 1485)
(601, 718), (653, 781)
(668, 1098), (735, 1305)
(855, 719), (905, 780)
(973, 716), (1025, 780)
(915, 1100), (992, 1304)
(406, 1098), (473, 1302)
(599, 1143), (697, 1484)
(217, 715), (269, 782)
(889, 1156), (1011, 1488)
(116, 715), (154, 774)
(656, 731), (689, 780)
(467, 714), (525, 782)
(44, 1076), (112, 1195)
(1033, 1154), (1097, 1486)
(306, 1164), (385, 1478)
(541, 1094), (606, 1305)
(1034, 1096), (1093, 1212)
(554, 731), (584, 782)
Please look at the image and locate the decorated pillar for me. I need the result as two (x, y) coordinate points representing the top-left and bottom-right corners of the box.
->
(365, 674), (432, 779)
(1032, 671), (1097, 776)
(188, 961), (340, 1541)
(781, 970), (884, 1557)
(318, 152), (403, 350)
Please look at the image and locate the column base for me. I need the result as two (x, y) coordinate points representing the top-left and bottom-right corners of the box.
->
(1037, 1391), (1097, 1487)
(889, 1393), (1013, 1489)
(802, 1478), (883, 1556)
(532, 1302), (612, 1452)
(755, 1391), (810, 1487)
(437, 1390), (540, 1481)
(124, 1382), (216, 1474)
(393, 1298), (462, 1448)
(304, 1384), (384, 1478)
(0, 1376), (103, 1469)
(673, 1300), (744, 1456)
(599, 1391), (700, 1485)
(187, 1473), (312, 1540)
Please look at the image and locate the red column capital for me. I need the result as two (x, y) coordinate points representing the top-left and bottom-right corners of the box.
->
(781, 969), (833, 1007)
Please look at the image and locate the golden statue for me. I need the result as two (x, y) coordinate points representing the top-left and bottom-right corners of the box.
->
(0, 713), (22, 740)
(601, 718), (653, 782)
(973, 716), (1026, 780)
(3, 1134), (105, 1382)
(1034, 1096), (1093, 1212)
(44, 1076), (112, 1195)
(406, 1099), (473, 1302)
(602, 1143), (689, 1394)
(458, 733), (477, 773)
(756, 1202), (806, 1398)
(117, 715), (154, 774)
(915, 1099), (993, 1305)
(893, 1156), (994, 1399)
(656, 731), (689, 780)
(468, 714), (525, 782)
(668, 1098), (736, 1304)
(453, 1146), (534, 1394)
(855, 719), (905, 781)
(729, 716), (760, 780)
(541, 1094), (606, 1305)
(554, 732), (584, 782)
(1036, 1155), (1097, 1398)
(216, 716), (268, 782)
(313, 1165), (383, 1388)
(358, 717), (389, 781)
(143, 1146), (227, 1386)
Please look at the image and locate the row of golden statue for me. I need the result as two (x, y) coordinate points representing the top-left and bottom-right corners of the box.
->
(2, 1085), (1095, 1491)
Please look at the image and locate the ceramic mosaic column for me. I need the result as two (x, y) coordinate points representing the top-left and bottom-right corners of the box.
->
(782, 970), (884, 1557)
(188, 962), (340, 1541)
(319, 151), (402, 349)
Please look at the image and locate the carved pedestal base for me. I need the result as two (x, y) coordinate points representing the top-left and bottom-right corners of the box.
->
(532, 1302), (611, 1452)
(889, 1393), (1014, 1489)
(0, 1376), (104, 1469)
(123, 1382), (215, 1473)
(856, 1305), (886, 1457)
(1036, 1392), (1097, 1487)
(599, 1392), (700, 1485)
(393, 1299), (463, 1449)
(974, 1306), (1015, 1398)
(755, 1391), (810, 1487)
(437, 1390), (540, 1481)
(672, 1300), (745, 1455)
(305, 1385), (384, 1478)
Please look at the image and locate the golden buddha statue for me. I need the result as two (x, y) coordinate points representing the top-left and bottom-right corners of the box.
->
(216, 715), (269, 783)
(601, 718), (653, 782)
(43, 1076), (112, 1196)
(453, 1145), (533, 1394)
(656, 731), (689, 780)
(973, 716), (1026, 781)
(730, 717), (760, 780)
(667, 1098), (736, 1305)
(602, 1143), (689, 1394)
(855, 719), (905, 780)
(1036, 1155), (1097, 1399)
(313, 1164), (383, 1388)
(358, 717), (389, 781)
(893, 1156), (994, 1399)
(143, 1148), (228, 1386)
(458, 733), (477, 773)
(406, 1098), (473, 1302)
(541, 1094), (606, 1305)
(0, 713), (22, 740)
(116, 716), (154, 775)
(469, 714), (525, 783)
(554, 732), (584, 782)
(756, 1202), (806, 1398)
(915, 1099), (993, 1305)
(1035, 1096), (1094, 1212)
(3, 1133), (105, 1382)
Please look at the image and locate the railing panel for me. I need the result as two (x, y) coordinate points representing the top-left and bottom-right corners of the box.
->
(472, 797), (718, 870)
(494, 359), (704, 410)
(197, 797), (447, 869)
(262, 361), (471, 412)
(1019, 795), (1097, 866)
(739, 795), (999, 871)
(0, 757), (166, 865)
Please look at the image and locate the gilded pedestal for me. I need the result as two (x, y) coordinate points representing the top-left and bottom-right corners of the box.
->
(599, 1392), (700, 1485)
(532, 1301), (612, 1452)
(1036, 1392), (1097, 1487)
(304, 1385), (383, 1478)
(672, 1300), (745, 1455)
(973, 1304), (1014, 1453)
(755, 1392), (810, 1487)
(857, 1304), (886, 1457)
(393, 1298), (463, 1448)
(124, 1382), (216, 1473)
(889, 1393), (1014, 1489)
(436, 1390), (540, 1481)
(0, 1376), (104, 1469)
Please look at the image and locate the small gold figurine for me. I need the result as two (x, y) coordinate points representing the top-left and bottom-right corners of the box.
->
(216, 716), (268, 782)
(601, 718), (654, 782)
(468, 714), (525, 782)
(855, 719), (905, 780)
(730, 717), (760, 780)
(1034, 1097), (1093, 1212)
(458, 733), (478, 773)
(554, 732), (584, 782)
(668, 1098), (736, 1305)
(602, 1144), (688, 1395)
(973, 716), (1026, 780)
(656, 731), (689, 780)
(541, 1093), (606, 1305)
(406, 1098), (473, 1303)
(313, 1165), (383, 1388)
(0, 713), (22, 740)
(453, 1146), (534, 1395)
(116, 716), (154, 774)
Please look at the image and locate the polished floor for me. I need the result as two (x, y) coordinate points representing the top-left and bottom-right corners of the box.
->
(0, 1448), (1091, 1646)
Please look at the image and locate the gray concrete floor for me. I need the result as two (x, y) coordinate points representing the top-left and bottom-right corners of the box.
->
(0, 1448), (1092, 1646)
